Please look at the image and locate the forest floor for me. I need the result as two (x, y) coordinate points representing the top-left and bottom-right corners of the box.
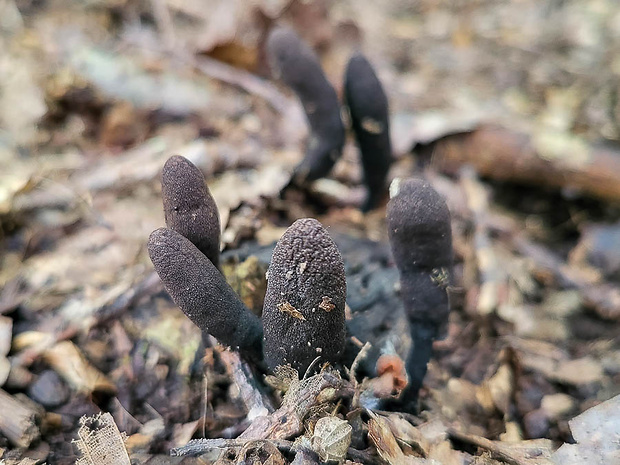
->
(1, 0), (619, 463)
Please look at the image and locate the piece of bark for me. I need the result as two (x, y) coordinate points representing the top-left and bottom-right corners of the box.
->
(426, 125), (620, 202)
(218, 349), (274, 419)
(43, 341), (116, 396)
(0, 388), (40, 448)
(75, 412), (131, 465)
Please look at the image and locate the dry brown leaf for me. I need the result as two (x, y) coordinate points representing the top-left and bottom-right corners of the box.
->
(43, 341), (116, 396)
(385, 414), (431, 456)
(552, 394), (620, 464)
(550, 357), (604, 386)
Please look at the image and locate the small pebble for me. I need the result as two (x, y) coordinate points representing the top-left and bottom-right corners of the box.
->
(523, 408), (550, 439)
(28, 370), (70, 408)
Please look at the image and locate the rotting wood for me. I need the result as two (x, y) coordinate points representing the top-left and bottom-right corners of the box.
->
(0, 388), (40, 448)
(426, 125), (620, 203)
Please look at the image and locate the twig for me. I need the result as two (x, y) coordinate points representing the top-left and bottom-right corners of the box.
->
(510, 234), (620, 320)
(429, 125), (620, 203)
(460, 167), (506, 316)
(447, 428), (553, 465)
(170, 438), (294, 457)
(171, 436), (383, 465)
(218, 349), (274, 418)
(239, 370), (347, 440)
(349, 341), (372, 383)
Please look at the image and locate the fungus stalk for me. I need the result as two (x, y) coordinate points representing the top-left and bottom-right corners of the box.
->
(345, 53), (393, 212)
(149, 156), (263, 366)
(266, 27), (345, 184)
(387, 178), (453, 407)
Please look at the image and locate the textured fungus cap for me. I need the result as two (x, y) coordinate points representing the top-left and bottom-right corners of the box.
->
(262, 218), (346, 374)
(387, 178), (453, 326)
(162, 155), (221, 268)
(148, 227), (262, 364)
(387, 178), (452, 274)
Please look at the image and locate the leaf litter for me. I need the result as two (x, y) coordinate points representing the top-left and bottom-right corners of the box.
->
(0, 0), (619, 464)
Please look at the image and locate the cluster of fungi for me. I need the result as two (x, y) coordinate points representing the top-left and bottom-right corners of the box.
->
(147, 25), (454, 458)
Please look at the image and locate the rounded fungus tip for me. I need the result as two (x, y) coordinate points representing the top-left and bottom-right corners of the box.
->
(162, 155), (221, 268)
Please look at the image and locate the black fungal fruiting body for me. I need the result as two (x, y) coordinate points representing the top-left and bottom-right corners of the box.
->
(148, 228), (263, 365)
(345, 53), (393, 212)
(262, 218), (346, 374)
(387, 178), (453, 407)
(267, 27), (345, 184)
(162, 155), (221, 268)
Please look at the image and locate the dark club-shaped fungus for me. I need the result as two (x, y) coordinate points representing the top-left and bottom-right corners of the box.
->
(148, 228), (263, 365)
(387, 178), (453, 406)
(262, 218), (346, 374)
(162, 155), (221, 268)
(345, 53), (393, 212)
(266, 27), (345, 184)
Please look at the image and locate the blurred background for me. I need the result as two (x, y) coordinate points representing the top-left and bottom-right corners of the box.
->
(1, 0), (620, 463)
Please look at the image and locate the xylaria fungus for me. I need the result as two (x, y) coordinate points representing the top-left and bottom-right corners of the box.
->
(162, 155), (221, 269)
(148, 228), (263, 366)
(266, 27), (345, 184)
(344, 53), (393, 212)
(387, 178), (453, 406)
(262, 218), (346, 374)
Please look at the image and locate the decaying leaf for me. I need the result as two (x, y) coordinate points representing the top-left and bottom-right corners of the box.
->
(278, 301), (306, 320)
(75, 412), (130, 465)
(311, 416), (352, 463)
(319, 296), (336, 312)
